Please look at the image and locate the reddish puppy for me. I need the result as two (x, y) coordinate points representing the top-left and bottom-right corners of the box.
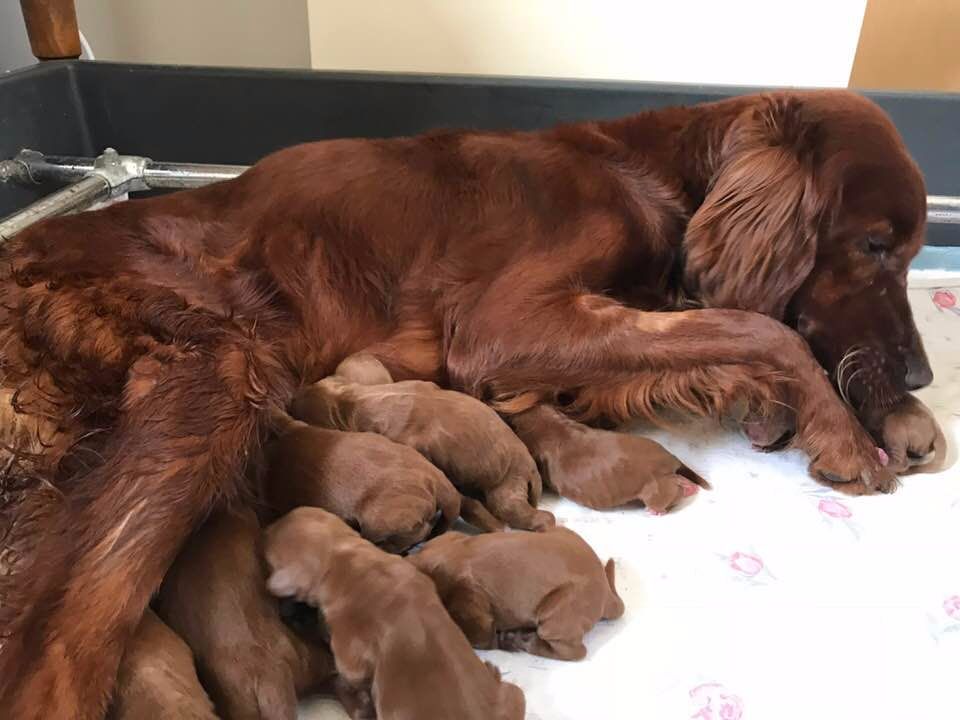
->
(0, 90), (940, 717)
(107, 610), (217, 720)
(510, 404), (708, 512)
(291, 353), (554, 531)
(155, 509), (334, 720)
(265, 408), (460, 552)
(264, 507), (526, 720)
(409, 528), (624, 660)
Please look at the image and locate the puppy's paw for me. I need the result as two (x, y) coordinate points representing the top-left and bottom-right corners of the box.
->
(642, 474), (700, 515)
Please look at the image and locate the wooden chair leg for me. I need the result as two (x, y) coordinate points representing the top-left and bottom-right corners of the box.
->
(19, 0), (81, 60)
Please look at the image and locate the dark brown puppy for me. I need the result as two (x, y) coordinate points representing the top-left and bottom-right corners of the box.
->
(264, 507), (525, 720)
(290, 354), (554, 531)
(155, 509), (334, 720)
(107, 609), (217, 720)
(409, 528), (624, 661)
(265, 409), (459, 552)
(511, 404), (708, 513)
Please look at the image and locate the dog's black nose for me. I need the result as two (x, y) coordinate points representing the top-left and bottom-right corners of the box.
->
(905, 355), (933, 390)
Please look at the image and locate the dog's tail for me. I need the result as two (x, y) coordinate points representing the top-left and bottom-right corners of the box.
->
(602, 559), (625, 620)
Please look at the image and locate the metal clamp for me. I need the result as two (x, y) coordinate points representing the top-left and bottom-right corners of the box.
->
(0, 149), (248, 241)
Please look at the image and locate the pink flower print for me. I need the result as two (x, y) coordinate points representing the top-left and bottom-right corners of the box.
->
(729, 552), (763, 576)
(933, 289), (956, 310)
(818, 497), (852, 518)
(690, 683), (743, 720)
(945, 596), (960, 621)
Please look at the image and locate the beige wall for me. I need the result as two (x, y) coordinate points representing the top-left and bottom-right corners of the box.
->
(850, 0), (960, 91)
(76, 0), (311, 69)
(307, 0), (868, 87)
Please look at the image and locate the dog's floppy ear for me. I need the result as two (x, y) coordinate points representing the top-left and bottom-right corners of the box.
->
(684, 97), (826, 320)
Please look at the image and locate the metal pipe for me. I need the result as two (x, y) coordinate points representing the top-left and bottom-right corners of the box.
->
(0, 149), (247, 191)
(143, 161), (248, 189)
(0, 149), (248, 241)
(928, 195), (960, 225)
(0, 175), (109, 241)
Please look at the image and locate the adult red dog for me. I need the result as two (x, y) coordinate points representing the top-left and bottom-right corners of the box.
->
(0, 89), (941, 718)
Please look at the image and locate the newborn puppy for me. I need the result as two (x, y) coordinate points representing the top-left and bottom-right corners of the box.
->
(156, 508), (334, 720)
(290, 353), (554, 531)
(510, 404), (707, 513)
(265, 409), (460, 553)
(108, 609), (217, 720)
(264, 507), (526, 720)
(408, 527), (624, 660)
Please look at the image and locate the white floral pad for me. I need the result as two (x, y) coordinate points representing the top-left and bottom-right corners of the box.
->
(300, 276), (960, 720)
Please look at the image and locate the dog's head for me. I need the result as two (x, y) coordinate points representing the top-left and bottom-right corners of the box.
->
(684, 90), (930, 418)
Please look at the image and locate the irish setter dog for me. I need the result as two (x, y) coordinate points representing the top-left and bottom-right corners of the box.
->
(0, 89), (941, 718)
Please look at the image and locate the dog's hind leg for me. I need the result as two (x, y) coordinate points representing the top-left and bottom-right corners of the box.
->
(0, 345), (288, 720)
(496, 584), (590, 661)
(444, 583), (497, 649)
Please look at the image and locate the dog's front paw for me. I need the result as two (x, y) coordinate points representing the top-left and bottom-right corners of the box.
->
(806, 406), (898, 495)
(864, 395), (946, 475)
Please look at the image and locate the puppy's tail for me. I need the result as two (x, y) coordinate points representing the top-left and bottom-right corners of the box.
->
(602, 559), (625, 620)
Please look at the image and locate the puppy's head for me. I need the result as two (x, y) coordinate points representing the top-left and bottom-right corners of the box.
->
(684, 90), (930, 417)
(262, 508), (350, 600)
(334, 353), (394, 385)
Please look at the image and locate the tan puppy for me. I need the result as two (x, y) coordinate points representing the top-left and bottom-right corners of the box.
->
(108, 609), (217, 720)
(263, 507), (526, 720)
(290, 353), (554, 531)
(409, 527), (624, 660)
(156, 509), (334, 720)
(265, 409), (460, 552)
(510, 405), (707, 514)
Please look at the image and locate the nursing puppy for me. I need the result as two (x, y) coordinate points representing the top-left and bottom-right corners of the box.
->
(409, 528), (624, 660)
(290, 353), (554, 531)
(264, 507), (526, 720)
(511, 405), (708, 513)
(107, 609), (217, 720)
(265, 409), (460, 552)
(155, 509), (334, 720)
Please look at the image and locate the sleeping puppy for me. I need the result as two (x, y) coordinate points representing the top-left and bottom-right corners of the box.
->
(510, 404), (708, 513)
(265, 409), (460, 552)
(108, 609), (217, 720)
(155, 508), (334, 720)
(263, 507), (526, 720)
(289, 353), (554, 531)
(408, 527), (624, 660)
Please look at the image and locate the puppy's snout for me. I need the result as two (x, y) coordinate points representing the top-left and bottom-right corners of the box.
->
(904, 352), (933, 391)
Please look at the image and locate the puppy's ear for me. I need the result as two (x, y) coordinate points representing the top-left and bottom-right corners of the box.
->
(684, 97), (826, 320)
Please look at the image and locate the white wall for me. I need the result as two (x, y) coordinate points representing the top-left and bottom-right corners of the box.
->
(76, 0), (311, 69)
(0, 3), (36, 73)
(308, 0), (867, 87)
